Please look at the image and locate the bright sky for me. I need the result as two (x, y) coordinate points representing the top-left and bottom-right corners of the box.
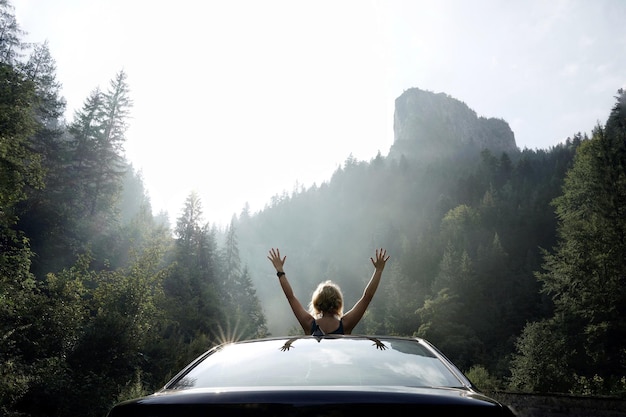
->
(13, 0), (626, 228)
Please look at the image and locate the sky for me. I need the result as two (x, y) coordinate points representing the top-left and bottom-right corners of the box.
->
(13, 0), (626, 228)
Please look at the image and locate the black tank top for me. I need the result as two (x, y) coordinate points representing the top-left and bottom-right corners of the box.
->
(311, 319), (344, 335)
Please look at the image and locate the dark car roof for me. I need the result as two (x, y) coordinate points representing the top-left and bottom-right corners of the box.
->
(107, 335), (515, 417)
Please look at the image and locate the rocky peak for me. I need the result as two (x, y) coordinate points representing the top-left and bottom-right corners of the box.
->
(389, 88), (518, 161)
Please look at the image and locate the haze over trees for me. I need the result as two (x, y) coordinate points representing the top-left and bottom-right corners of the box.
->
(1, 1), (625, 415)
(1, 3), (266, 416)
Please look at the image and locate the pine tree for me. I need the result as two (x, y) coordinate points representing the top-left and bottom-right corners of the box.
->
(15, 41), (70, 276)
(512, 90), (626, 394)
(22, 41), (66, 126)
(88, 70), (132, 217)
(416, 288), (484, 370)
(66, 70), (131, 219)
(165, 192), (222, 354)
(0, 0), (26, 65)
(220, 220), (267, 339)
(222, 218), (242, 303)
(0, 62), (40, 215)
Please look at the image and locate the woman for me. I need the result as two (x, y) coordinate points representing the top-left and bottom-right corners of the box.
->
(267, 247), (390, 335)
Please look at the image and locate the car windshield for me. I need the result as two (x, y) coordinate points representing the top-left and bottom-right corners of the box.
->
(166, 337), (464, 390)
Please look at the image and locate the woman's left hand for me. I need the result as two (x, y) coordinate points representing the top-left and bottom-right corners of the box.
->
(268, 248), (286, 272)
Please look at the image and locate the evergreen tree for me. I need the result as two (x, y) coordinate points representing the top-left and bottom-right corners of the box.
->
(26, 70), (132, 273)
(511, 90), (626, 394)
(22, 41), (66, 126)
(83, 70), (132, 218)
(16, 41), (70, 277)
(416, 288), (484, 370)
(65, 70), (131, 220)
(68, 88), (106, 218)
(377, 261), (423, 336)
(0, 62), (40, 216)
(235, 266), (268, 338)
(220, 220), (268, 339)
(0, 0), (26, 65)
(222, 218), (242, 303)
(162, 192), (223, 366)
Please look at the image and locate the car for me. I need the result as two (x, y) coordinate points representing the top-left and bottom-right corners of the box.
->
(107, 335), (516, 416)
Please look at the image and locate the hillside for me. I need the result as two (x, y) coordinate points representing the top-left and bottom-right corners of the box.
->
(236, 87), (572, 344)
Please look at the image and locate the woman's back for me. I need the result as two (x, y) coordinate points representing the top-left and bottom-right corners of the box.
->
(311, 316), (344, 335)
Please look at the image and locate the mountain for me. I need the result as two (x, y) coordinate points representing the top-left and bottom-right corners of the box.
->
(236, 87), (548, 337)
(389, 88), (518, 161)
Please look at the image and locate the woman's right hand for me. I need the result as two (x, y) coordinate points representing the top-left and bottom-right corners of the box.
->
(267, 248), (286, 272)
(370, 248), (390, 271)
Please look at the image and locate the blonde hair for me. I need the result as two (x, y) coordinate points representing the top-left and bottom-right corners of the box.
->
(309, 280), (344, 317)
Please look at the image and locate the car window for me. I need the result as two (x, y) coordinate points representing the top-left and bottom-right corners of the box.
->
(167, 338), (463, 390)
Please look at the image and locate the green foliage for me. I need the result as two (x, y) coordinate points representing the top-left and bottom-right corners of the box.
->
(22, 41), (66, 125)
(0, 54), (40, 408)
(1, 251), (87, 415)
(511, 90), (626, 395)
(572, 374), (626, 398)
(0, 358), (30, 417)
(13, 66), (134, 276)
(466, 364), (502, 392)
(372, 263), (422, 336)
(69, 70), (131, 220)
(220, 221), (268, 339)
(508, 319), (573, 393)
(116, 370), (150, 403)
(416, 289), (484, 370)
(34, 247), (168, 417)
(0, 62), (41, 212)
(0, 0), (26, 65)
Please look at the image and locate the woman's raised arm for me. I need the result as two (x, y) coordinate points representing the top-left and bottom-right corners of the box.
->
(268, 248), (314, 334)
(342, 248), (390, 334)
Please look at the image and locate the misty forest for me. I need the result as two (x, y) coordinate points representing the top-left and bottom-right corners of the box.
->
(2, 2), (626, 416)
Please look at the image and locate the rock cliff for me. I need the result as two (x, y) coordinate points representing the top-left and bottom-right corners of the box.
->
(389, 88), (518, 161)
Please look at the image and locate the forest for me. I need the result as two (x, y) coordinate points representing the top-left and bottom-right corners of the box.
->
(1, 1), (625, 416)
